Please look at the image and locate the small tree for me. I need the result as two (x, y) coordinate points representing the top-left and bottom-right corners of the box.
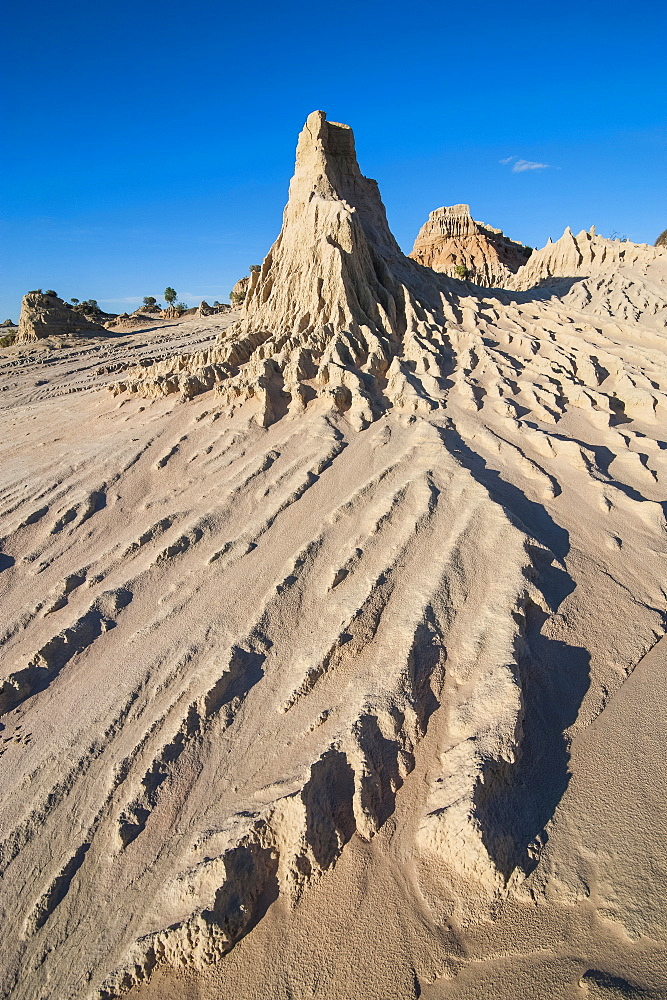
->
(44, 289), (58, 297)
(143, 296), (157, 308)
(249, 264), (261, 273)
(164, 287), (177, 308)
(175, 301), (187, 315)
(70, 297), (80, 304)
(455, 264), (470, 279)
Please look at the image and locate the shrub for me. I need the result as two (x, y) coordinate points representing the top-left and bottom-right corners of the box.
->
(455, 264), (470, 279)
(70, 297), (80, 304)
(0, 333), (16, 347)
(249, 264), (261, 273)
(230, 290), (246, 305)
(143, 296), (157, 307)
(71, 299), (103, 317)
(44, 289), (57, 297)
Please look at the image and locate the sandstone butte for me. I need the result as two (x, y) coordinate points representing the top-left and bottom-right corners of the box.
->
(1, 110), (666, 1000)
(16, 291), (106, 342)
(408, 203), (532, 286)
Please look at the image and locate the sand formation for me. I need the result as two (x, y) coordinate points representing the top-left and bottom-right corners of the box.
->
(409, 203), (532, 286)
(230, 275), (250, 304)
(16, 291), (106, 343)
(1, 111), (667, 1000)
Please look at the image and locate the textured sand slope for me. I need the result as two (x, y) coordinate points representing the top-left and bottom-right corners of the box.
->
(1, 113), (666, 1000)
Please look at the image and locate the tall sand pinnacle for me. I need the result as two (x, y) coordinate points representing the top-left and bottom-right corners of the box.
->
(240, 110), (410, 341)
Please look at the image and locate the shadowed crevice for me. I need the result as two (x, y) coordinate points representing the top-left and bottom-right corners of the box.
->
(474, 599), (590, 879)
(302, 749), (356, 870)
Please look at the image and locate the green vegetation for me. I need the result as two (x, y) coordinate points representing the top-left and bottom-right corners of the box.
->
(164, 287), (177, 308)
(70, 297), (80, 304)
(0, 333), (16, 348)
(249, 264), (261, 273)
(455, 264), (470, 279)
(143, 296), (157, 308)
(44, 289), (58, 297)
(230, 289), (246, 306)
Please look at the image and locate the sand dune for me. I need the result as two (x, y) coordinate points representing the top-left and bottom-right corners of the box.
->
(1, 113), (666, 1000)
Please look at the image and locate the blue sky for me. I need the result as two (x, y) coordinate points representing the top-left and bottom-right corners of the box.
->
(1, 0), (665, 321)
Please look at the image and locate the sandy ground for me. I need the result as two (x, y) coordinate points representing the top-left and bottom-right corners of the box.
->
(1, 286), (666, 999)
(128, 636), (667, 1000)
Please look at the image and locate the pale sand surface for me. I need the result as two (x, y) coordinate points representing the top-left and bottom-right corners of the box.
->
(1, 111), (666, 1000)
(1, 307), (665, 998)
(128, 639), (667, 1000)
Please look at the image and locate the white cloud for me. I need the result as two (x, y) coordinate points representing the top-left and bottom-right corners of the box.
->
(499, 156), (553, 173)
(512, 159), (550, 173)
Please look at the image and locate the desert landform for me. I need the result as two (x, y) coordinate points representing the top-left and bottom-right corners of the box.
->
(1, 110), (666, 1000)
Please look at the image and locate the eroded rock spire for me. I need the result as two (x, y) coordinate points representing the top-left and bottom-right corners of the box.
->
(240, 110), (409, 341)
(112, 111), (459, 425)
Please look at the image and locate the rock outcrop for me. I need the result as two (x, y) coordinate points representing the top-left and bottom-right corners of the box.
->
(655, 228), (667, 248)
(230, 276), (250, 305)
(105, 312), (160, 331)
(508, 225), (659, 289)
(505, 226), (667, 328)
(409, 204), (532, 286)
(17, 291), (106, 343)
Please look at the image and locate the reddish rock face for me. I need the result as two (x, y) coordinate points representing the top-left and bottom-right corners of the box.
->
(409, 204), (532, 287)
